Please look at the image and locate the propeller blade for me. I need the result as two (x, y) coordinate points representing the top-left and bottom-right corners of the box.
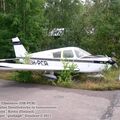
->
(113, 63), (118, 68)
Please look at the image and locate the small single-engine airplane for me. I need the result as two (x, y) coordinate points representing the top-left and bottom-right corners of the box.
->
(0, 37), (116, 79)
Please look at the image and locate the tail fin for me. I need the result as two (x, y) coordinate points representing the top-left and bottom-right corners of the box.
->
(12, 37), (28, 57)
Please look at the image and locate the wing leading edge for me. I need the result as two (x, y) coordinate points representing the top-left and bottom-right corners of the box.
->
(0, 62), (79, 71)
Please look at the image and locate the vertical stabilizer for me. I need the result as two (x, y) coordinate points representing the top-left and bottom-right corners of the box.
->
(12, 37), (27, 57)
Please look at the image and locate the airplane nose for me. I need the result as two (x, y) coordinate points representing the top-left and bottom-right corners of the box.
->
(108, 59), (116, 65)
(107, 58), (118, 68)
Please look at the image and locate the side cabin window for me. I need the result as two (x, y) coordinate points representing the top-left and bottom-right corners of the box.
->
(63, 50), (74, 58)
(53, 51), (61, 58)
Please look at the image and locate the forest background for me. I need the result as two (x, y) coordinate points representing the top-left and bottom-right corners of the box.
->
(0, 0), (120, 62)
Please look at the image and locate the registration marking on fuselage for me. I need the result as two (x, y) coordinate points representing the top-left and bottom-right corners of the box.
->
(31, 60), (48, 66)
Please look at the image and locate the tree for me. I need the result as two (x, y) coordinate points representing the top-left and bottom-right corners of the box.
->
(0, 0), (49, 58)
(83, 0), (120, 56)
(45, 0), (82, 28)
(45, 0), (84, 48)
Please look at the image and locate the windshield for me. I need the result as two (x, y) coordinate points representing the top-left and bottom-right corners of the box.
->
(75, 48), (91, 58)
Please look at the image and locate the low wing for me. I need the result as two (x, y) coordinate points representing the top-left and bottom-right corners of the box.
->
(0, 62), (61, 71)
(0, 62), (79, 72)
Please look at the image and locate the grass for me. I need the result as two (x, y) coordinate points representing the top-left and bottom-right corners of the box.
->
(0, 69), (120, 91)
(56, 68), (120, 90)
(72, 80), (120, 90)
(0, 71), (14, 80)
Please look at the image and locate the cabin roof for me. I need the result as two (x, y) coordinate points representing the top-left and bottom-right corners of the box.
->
(30, 47), (91, 58)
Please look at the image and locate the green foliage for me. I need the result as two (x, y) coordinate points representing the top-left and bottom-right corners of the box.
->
(45, 0), (83, 28)
(0, 0), (120, 62)
(14, 71), (33, 83)
(83, 0), (120, 56)
(23, 53), (31, 64)
(103, 68), (119, 82)
(57, 60), (77, 87)
(0, 0), (48, 59)
(13, 70), (59, 85)
(44, 0), (84, 48)
(13, 52), (32, 83)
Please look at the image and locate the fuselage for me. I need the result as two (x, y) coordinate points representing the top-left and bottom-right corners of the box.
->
(18, 47), (113, 73)
(11, 37), (115, 73)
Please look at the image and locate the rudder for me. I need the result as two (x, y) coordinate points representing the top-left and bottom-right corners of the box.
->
(12, 37), (27, 57)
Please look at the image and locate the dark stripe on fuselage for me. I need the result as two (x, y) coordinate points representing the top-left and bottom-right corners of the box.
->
(0, 66), (12, 68)
(16, 57), (112, 64)
(13, 41), (21, 45)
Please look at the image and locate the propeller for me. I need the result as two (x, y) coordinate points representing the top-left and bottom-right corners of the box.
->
(108, 58), (118, 68)
(111, 53), (118, 68)
(106, 52), (118, 68)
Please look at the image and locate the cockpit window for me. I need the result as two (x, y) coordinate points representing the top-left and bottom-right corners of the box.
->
(63, 50), (74, 58)
(75, 50), (82, 58)
(53, 51), (61, 58)
(75, 49), (91, 58)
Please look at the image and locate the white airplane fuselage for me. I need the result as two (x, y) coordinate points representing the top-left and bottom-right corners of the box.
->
(0, 37), (115, 74)
(17, 46), (113, 73)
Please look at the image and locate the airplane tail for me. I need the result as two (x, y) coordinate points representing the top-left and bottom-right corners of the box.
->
(12, 37), (28, 58)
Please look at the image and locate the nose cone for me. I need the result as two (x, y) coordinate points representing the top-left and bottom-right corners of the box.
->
(107, 58), (118, 68)
(108, 59), (116, 65)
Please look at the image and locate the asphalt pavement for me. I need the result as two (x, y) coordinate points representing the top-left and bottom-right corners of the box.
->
(0, 79), (120, 120)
